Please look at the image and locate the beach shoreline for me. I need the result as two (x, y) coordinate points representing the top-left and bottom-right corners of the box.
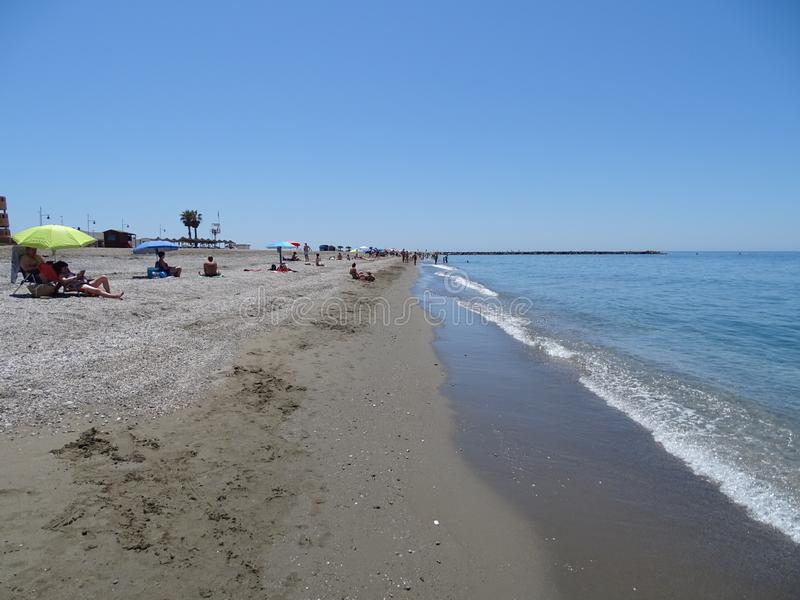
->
(417, 258), (800, 600)
(1, 251), (553, 599)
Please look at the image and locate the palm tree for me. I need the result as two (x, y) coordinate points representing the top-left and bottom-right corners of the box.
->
(191, 212), (202, 242)
(179, 210), (196, 240)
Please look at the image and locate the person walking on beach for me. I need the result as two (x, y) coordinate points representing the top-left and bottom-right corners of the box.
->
(303, 242), (310, 262)
(412, 252), (418, 265)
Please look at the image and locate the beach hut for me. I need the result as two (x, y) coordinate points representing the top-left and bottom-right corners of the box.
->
(103, 229), (136, 248)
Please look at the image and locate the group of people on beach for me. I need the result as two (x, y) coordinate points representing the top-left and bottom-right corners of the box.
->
(154, 252), (220, 278)
(15, 244), (384, 299)
(18, 246), (125, 299)
(400, 250), (446, 265)
(349, 263), (375, 281)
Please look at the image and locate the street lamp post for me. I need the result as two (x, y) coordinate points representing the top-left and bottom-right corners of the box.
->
(38, 207), (51, 226)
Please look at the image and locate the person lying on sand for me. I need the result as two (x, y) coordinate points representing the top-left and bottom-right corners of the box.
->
(52, 261), (124, 299)
(315, 253), (325, 267)
(157, 251), (182, 277)
(201, 256), (220, 276)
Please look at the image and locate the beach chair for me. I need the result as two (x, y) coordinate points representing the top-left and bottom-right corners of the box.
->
(10, 247), (42, 295)
(10, 246), (25, 283)
(15, 262), (61, 298)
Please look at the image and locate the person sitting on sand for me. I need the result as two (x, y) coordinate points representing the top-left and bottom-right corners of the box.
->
(271, 263), (295, 273)
(288, 251), (300, 261)
(52, 261), (124, 299)
(315, 253), (325, 267)
(156, 251), (182, 277)
(202, 256), (219, 277)
(20, 247), (44, 282)
(337, 252), (343, 260)
(349, 263), (375, 281)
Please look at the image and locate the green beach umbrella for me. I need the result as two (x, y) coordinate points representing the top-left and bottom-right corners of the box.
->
(12, 224), (96, 253)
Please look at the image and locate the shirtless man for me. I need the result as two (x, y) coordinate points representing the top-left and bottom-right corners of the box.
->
(20, 247), (44, 280)
(202, 256), (219, 276)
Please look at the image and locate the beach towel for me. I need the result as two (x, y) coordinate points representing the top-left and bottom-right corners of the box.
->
(39, 262), (58, 281)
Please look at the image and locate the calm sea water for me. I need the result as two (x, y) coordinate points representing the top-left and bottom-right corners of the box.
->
(421, 252), (800, 544)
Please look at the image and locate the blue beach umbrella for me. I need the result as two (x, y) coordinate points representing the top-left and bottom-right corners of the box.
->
(133, 240), (180, 254)
(266, 241), (296, 263)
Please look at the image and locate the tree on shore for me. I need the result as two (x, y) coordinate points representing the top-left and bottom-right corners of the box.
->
(179, 210), (203, 246)
(180, 210), (196, 239)
(191, 212), (202, 242)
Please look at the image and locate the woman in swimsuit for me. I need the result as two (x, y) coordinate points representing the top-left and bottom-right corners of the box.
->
(157, 251), (182, 277)
(53, 261), (124, 299)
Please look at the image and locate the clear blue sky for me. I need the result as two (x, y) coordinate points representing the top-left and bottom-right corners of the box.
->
(1, 0), (798, 250)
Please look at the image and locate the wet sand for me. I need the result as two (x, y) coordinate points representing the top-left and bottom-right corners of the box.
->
(1, 252), (552, 599)
(428, 295), (800, 599)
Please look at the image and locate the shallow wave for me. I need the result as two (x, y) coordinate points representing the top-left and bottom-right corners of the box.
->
(578, 357), (800, 545)
(459, 298), (800, 545)
(435, 272), (498, 297)
(425, 263), (456, 271)
(459, 301), (574, 358)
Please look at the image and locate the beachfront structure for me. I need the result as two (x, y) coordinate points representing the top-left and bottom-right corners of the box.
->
(103, 228), (136, 248)
(0, 196), (10, 245)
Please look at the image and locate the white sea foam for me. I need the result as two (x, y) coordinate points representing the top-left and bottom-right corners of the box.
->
(426, 263), (456, 272)
(578, 357), (800, 545)
(457, 297), (800, 544)
(435, 272), (498, 297)
(458, 301), (575, 359)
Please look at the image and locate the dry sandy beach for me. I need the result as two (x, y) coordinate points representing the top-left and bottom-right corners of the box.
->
(0, 248), (553, 599)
